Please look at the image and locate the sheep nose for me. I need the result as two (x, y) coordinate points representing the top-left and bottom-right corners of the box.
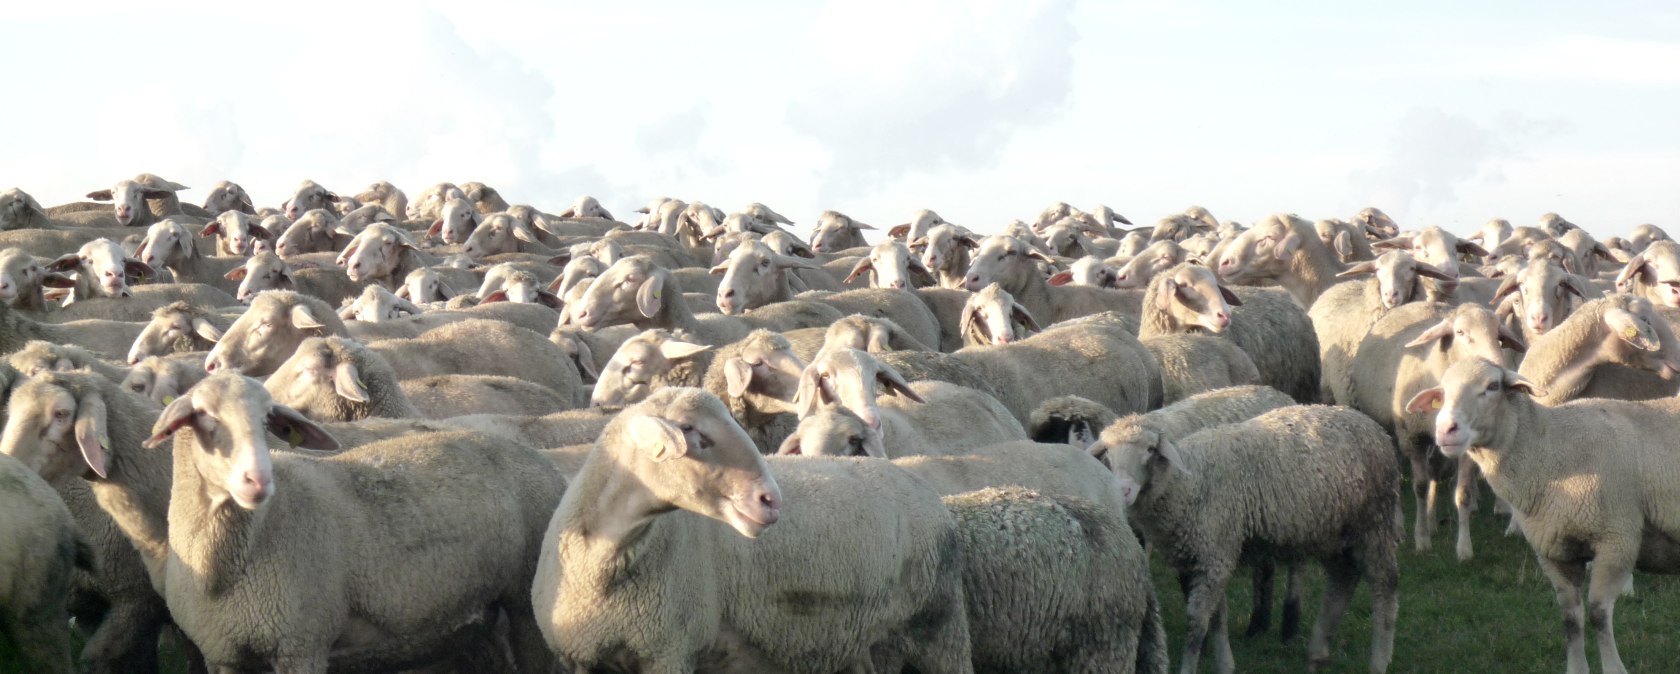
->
(890, 280), (905, 289)
(722, 289), (735, 299)
(756, 488), (781, 521)
(205, 356), (221, 373)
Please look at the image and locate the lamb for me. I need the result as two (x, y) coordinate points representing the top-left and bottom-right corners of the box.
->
(1346, 302), (1524, 558)
(588, 328), (712, 409)
(86, 175), (191, 228)
(338, 222), (435, 287)
(337, 284), (424, 323)
(530, 387), (974, 673)
(913, 223), (978, 289)
(280, 179), (341, 219)
(963, 234), (1143, 324)
(205, 290), (348, 376)
(1407, 358), (1680, 674)
(198, 210), (272, 256)
(133, 218), (245, 294)
(0, 452), (87, 674)
(1140, 263), (1323, 403)
(121, 353), (209, 404)
(941, 487), (1168, 674)
(273, 209), (351, 258)
(225, 252), (360, 306)
(353, 181), (409, 221)
(141, 373), (562, 672)
(1515, 294), (1680, 404)
(1214, 212), (1345, 307)
(809, 209), (875, 253)
(407, 182), (466, 221)
(1102, 404), (1401, 674)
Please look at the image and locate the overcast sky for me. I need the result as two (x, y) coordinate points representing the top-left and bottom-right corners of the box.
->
(5, 0), (1676, 239)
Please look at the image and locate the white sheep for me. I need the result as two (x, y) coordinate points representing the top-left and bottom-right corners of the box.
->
(272, 209), (350, 258)
(406, 182), (466, 221)
(1140, 262), (1322, 404)
(225, 252), (360, 306)
(280, 179), (341, 220)
(554, 194), (613, 220)
(962, 234), (1142, 324)
(0, 452), (87, 674)
(352, 181), (408, 222)
(809, 209), (875, 253)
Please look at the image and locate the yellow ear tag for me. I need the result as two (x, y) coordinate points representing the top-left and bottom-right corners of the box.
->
(1430, 398), (1442, 410)
(100, 433), (110, 448)
(288, 429), (303, 446)
(653, 288), (662, 299)
(1625, 327), (1640, 339)
(162, 396), (176, 405)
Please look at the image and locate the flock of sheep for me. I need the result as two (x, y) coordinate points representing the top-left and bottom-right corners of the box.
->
(0, 174), (1675, 674)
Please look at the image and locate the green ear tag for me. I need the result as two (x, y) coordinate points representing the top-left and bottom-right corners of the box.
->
(1625, 327), (1640, 339)
(288, 429), (303, 446)
(653, 288), (662, 299)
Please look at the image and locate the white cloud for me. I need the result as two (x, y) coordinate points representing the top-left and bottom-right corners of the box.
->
(1455, 35), (1680, 87)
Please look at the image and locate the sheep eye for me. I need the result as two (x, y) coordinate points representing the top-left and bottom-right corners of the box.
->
(1485, 382), (1499, 392)
(52, 409), (69, 421)
(131, 383), (145, 392)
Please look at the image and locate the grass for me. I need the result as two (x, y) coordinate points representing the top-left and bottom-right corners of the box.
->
(7, 481), (1677, 673)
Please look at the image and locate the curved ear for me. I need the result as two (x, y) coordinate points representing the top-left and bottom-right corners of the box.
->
(336, 303), (359, 321)
(1332, 230), (1353, 259)
(425, 220), (445, 240)
(42, 273), (77, 288)
(776, 432), (803, 456)
(873, 362), (924, 403)
(87, 190), (114, 201)
(658, 339), (710, 361)
(793, 367), (823, 419)
(535, 290), (565, 309)
(1371, 236), (1412, 252)
(249, 223), (273, 241)
(192, 318), (224, 342)
(888, 223), (910, 239)
(958, 302), (980, 342)
(1414, 262), (1456, 281)
(572, 340), (599, 381)
(1404, 319), (1455, 348)
(1559, 274), (1589, 300)
(1217, 284), (1242, 306)
(1336, 261), (1378, 278)
(636, 273), (666, 318)
(200, 221), (223, 237)
(708, 263), (729, 276)
(1275, 232), (1301, 260)
(435, 280), (457, 300)
(482, 290), (509, 304)
(1503, 371), (1546, 398)
(1010, 302), (1041, 333)
(843, 258), (873, 285)
(1494, 293), (1517, 318)
(1603, 308), (1661, 351)
(1498, 325), (1527, 352)
(1154, 278), (1180, 310)
(144, 394), (198, 448)
(73, 392), (110, 479)
(333, 361), (370, 403)
(1493, 274), (1521, 300)
(394, 284), (412, 300)
(266, 403), (340, 450)
(774, 254), (820, 270)
(1153, 438), (1191, 475)
(723, 357), (754, 398)
(1456, 239), (1489, 258)
(291, 304), (326, 331)
(1404, 387), (1445, 414)
(47, 254), (81, 273)
(629, 414), (689, 462)
(1048, 271), (1073, 286)
(1027, 249), (1058, 266)
(124, 259), (156, 280)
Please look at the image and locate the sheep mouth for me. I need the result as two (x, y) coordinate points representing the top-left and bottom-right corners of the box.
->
(726, 499), (780, 538)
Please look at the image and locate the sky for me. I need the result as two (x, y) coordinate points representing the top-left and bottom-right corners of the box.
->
(3, 0), (1677, 240)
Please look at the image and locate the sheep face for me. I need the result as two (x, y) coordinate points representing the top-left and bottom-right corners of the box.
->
(721, 333), (803, 401)
(147, 373), (338, 510)
(0, 376), (111, 482)
(891, 209), (947, 243)
(49, 239), (150, 299)
(824, 316), (896, 354)
(1064, 257), (1119, 289)
(399, 268), (455, 304)
(274, 210), (345, 258)
(1150, 264), (1239, 333)
(714, 241), (817, 315)
(778, 407), (885, 458)
(1032, 202), (1077, 231)
(202, 181), (254, 216)
(264, 337), (369, 420)
(342, 285), (419, 323)
(428, 198), (480, 245)
(1497, 260), (1585, 336)
(408, 182), (465, 221)
(1338, 251), (1450, 310)
(338, 223), (417, 283)
(963, 235), (1054, 293)
(1470, 219), (1514, 250)
(590, 332), (708, 410)
(1115, 240), (1184, 289)
(227, 253), (293, 304)
(0, 248), (55, 306)
(916, 224), (976, 280)
(1040, 222), (1090, 258)
(121, 358), (194, 404)
(202, 211), (268, 256)
(569, 257), (665, 330)
(1214, 215), (1300, 285)
(87, 179), (174, 227)
(959, 283), (1037, 347)
(134, 219), (196, 272)
(129, 303), (223, 364)
(810, 211), (871, 253)
(1403, 303), (1523, 361)
(1407, 358), (1540, 458)
(1087, 423), (1184, 506)
(793, 348), (922, 430)
(8, 342), (79, 378)
(0, 188), (44, 230)
(564, 195), (612, 220)
(205, 293), (334, 376)
(1616, 242), (1680, 307)
(481, 271), (560, 309)
(1356, 207), (1400, 239)
(461, 214), (536, 259)
(846, 241), (923, 290)
(283, 180), (339, 220)
(609, 388), (782, 538)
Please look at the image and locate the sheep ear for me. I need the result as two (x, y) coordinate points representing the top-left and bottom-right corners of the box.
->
(1502, 371), (1546, 398)
(1560, 275), (1588, 300)
(291, 304), (326, 331)
(124, 259), (156, 280)
(572, 342), (599, 381)
(536, 290), (565, 310)
(1415, 262), (1455, 281)
(436, 280), (457, 300)
(1337, 261), (1378, 279)
(46, 254), (80, 273)
(628, 415), (688, 462)
(250, 223), (273, 241)
(888, 223), (910, 239)
(708, 263), (729, 276)
(1047, 271), (1073, 286)
(793, 367), (823, 419)
(87, 189), (114, 201)
(1332, 230), (1353, 259)
(1404, 388), (1445, 414)
(425, 220), (444, 240)
(1498, 325), (1527, 353)
(874, 363), (924, 403)
(843, 259), (872, 285)
(224, 267), (249, 281)
(775, 433), (803, 456)
(1403, 319), (1454, 348)
(1218, 284), (1242, 306)
(636, 274), (665, 318)
(333, 361), (370, 403)
(1027, 249), (1058, 265)
(723, 357), (754, 398)
(957, 235), (979, 250)
(336, 304), (358, 320)
(547, 253), (573, 266)
(265, 404), (340, 451)
(192, 318), (223, 343)
(42, 273), (78, 288)
(658, 340), (710, 361)
(1371, 236), (1412, 252)
(200, 221), (223, 237)
(73, 392), (110, 479)
(1493, 274), (1521, 300)
(482, 290), (509, 304)
(1456, 239), (1489, 258)
(1603, 308), (1661, 351)
(1274, 232), (1301, 260)
(1154, 278), (1179, 310)
(1153, 438), (1190, 475)
(144, 395), (198, 448)
(1011, 302), (1041, 333)
(958, 303), (980, 341)
(395, 285), (412, 300)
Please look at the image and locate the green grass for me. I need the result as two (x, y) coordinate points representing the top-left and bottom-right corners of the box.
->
(8, 482), (1677, 673)
(1147, 481), (1680, 673)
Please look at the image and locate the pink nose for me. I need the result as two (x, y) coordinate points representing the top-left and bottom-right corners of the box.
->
(1214, 312), (1230, 329)
(235, 471), (272, 506)
(285, 207), (299, 219)
(205, 356), (221, 373)
(890, 280), (905, 289)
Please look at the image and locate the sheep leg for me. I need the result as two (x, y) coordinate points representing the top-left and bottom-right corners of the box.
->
(1211, 596), (1235, 674)
(1177, 567), (1232, 674)
(1454, 459), (1478, 561)
(10, 615), (74, 674)
(1536, 556), (1590, 674)
(1408, 454), (1433, 551)
(1306, 559), (1359, 672)
(1245, 560), (1275, 636)
(1280, 562), (1302, 643)
(901, 569), (975, 674)
(1363, 545), (1400, 674)
(81, 602), (164, 674)
(1587, 554), (1634, 674)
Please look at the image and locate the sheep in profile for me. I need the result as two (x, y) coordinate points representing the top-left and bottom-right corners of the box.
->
(1614, 240), (1680, 307)
(1141, 262), (1322, 403)
(588, 329), (712, 409)
(1103, 404), (1401, 674)
(1626, 222), (1670, 253)
(460, 181), (509, 213)
(280, 179), (341, 219)
(962, 234), (1143, 323)
(809, 209), (874, 253)
(205, 290), (348, 376)
(1215, 212), (1345, 307)
(272, 209), (350, 258)
(1113, 239), (1190, 290)
(1355, 207), (1401, 239)
(225, 252), (359, 306)
(0, 452), (88, 674)
(1408, 358), (1680, 674)
(338, 222), (432, 287)
(265, 336), (419, 421)
(407, 182), (466, 221)
(885, 207), (951, 242)
(531, 387), (974, 673)
(1515, 294), (1680, 403)
(0, 187), (54, 230)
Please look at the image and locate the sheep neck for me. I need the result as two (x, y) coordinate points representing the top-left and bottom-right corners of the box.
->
(562, 450), (677, 553)
(1281, 237), (1346, 307)
(168, 434), (267, 595)
(91, 438), (174, 584)
(1463, 400), (1548, 517)
(1000, 262), (1055, 323)
(641, 270), (698, 333)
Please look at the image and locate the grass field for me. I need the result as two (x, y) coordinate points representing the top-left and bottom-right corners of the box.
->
(6, 480), (1677, 673)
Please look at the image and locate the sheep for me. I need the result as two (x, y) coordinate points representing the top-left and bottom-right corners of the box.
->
(1140, 263), (1323, 403)
(1308, 251), (1455, 403)
(1354, 207), (1401, 238)
(1214, 212), (1345, 307)
(1407, 358), (1680, 674)
(1346, 302), (1525, 559)
(34, 283), (238, 326)
(363, 319), (583, 399)
(822, 314), (935, 353)
(886, 207), (951, 242)
(568, 255), (841, 346)
(423, 197), (481, 245)
(783, 348), (1023, 454)
(0, 247), (76, 311)
(280, 179), (341, 219)
(588, 328), (712, 409)
(549, 324), (638, 383)
(395, 266), (462, 304)
(1613, 239), (1680, 307)
(0, 187), (55, 230)
(0, 294), (151, 359)
(957, 282), (1041, 346)
(1515, 294), (1680, 404)
(197, 180), (253, 218)
(438, 407), (613, 449)
(338, 222), (434, 288)
(843, 239), (937, 290)
(407, 182), (466, 221)
(0, 452), (87, 674)
(198, 210), (272, 257)
(1486, 225), (1555, 265)
(693, 329), (809, 452)
(273, 208), (350, 258)
(263, 335), (420, 421)
(1050, 255), (1122, 289)
(9, 340), (130, 383)
(1142, 333), (1263, 405)
(336, 203), (397, 232)
(1113, 239), (1191, 290)
(1557, 229), (1616, 277)
(1149, 214), (1213, 243)
(1626, 223), (1670, 253)
(205, 290), (348, 376)
(1494, 258), (1590, 344)
(943, 314), (1160, 424)
(140, 373), (562, 672)
(942, 487), (1168, 674)
(474, 265), (564, 309)
(401, 375), (572, 418)
(121, 353), (208, 404)
(531, 387), (974, 673)
(45, 238), (154, 303)
(1102, 404), (1401, 674)
(459, 212), (565, 260)
(913, 223), (978, 289)
(1028, 395), (1117, 448)
(225, 252), (360, 306)
(962, 234), (1142, 324)
(1465, 218), (1514, 251)
(338, 283), (424, 323)
(551, 194), (610, 220)
(133, 218), (244, 295)
(1315, 218), (1376, 263)
(459, 181), (509, 214)
(85, 175), (191, 228)
(353, 181), (408, 221)
(808, 209), (874, 253)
